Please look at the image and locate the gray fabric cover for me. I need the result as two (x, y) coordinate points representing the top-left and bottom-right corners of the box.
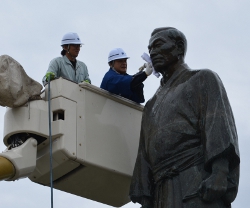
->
(0, 55), (43, 108)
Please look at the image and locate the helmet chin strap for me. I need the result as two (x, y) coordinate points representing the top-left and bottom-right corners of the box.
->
(111, 61), (117, 71)
(67, 45), (76, 61)
(111, 60), (115, 68)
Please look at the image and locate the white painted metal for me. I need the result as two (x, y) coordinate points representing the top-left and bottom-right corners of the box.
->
(2, 78), (143, 207)
(0, 138), (37, 181)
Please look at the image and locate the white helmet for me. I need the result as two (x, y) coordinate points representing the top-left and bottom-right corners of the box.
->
(108, 48), (130, 62)
(61, 32), (83, 46)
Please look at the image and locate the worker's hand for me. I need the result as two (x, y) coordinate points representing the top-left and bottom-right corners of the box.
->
(46, 72), (55, 81)
(138, 63), (146, 71)
(82, 80), (90, 84)
(144, 63), (153, 76)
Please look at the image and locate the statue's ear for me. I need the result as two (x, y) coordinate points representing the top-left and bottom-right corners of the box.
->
(176, 40), (185, 55)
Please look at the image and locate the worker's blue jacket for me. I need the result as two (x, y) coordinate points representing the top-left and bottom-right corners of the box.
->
(100, 68), (145, 103)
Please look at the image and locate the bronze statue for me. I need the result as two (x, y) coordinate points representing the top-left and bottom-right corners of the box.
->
(129, 27), (240, 208)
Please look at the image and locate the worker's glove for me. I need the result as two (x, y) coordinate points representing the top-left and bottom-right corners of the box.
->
(144, 63), (153, 76)
(82, 80), (90, 84)
(46, 72), (55, 81)
(138, 63), (146, 71)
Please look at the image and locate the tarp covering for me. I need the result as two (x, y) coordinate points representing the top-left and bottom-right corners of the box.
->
(0, 55), (43, 108)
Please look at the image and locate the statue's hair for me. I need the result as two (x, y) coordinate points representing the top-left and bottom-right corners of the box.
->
(151, 27), (187, 56)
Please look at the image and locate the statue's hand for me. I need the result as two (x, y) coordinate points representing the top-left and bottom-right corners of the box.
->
(141, 205), (153, 208)
(199, 159), (229, 202)
(141, 196), (153, 208)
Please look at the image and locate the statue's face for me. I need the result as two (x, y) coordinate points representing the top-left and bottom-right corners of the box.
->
(148, 33), (179, 73)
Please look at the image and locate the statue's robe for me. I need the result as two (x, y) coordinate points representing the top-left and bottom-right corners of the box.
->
(129, 67), (240, 208)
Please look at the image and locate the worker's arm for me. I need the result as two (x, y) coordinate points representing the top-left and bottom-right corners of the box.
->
(131, 63), (153, 90)
(79, 62), (91, 84)
(130, 72), (146, 103)
(42, 59), (60, 86)
(130, 71), (147, 90)
(129, 63), (153, 103)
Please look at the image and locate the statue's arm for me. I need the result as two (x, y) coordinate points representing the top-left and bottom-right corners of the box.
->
(129, 109), (154, 207)
(197, 70), (240, 203)
(199, 69), (239, 166)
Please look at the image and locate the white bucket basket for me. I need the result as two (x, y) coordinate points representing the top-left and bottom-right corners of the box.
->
(3, 78), (143, 207)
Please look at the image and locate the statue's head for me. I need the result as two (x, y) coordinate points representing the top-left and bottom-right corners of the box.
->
(148, 27), (187, 73)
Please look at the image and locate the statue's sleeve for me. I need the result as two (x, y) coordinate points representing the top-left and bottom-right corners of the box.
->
(199, 69), (240, 172)
(129, 109), (154, 204)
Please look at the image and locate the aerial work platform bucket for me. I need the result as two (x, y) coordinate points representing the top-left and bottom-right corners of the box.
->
(2, 78), (143, 207)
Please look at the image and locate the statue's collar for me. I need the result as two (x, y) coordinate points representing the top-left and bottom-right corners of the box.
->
(161, 64), (190, 87)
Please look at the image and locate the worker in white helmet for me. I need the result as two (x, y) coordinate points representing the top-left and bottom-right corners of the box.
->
(100, 48), (153, 103)
(42, 32), (91, 85)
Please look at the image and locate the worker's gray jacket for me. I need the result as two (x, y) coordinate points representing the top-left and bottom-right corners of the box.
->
(42, 56), (91, 85)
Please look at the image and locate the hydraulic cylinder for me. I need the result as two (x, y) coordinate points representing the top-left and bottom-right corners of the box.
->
(0, 156), (15, 181)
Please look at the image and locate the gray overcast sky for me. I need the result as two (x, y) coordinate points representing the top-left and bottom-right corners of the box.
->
(0, 0), (249, 207)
